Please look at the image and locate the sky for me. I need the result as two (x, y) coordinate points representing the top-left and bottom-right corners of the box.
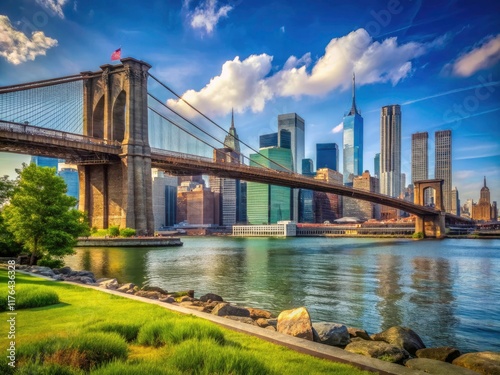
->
(0, 0), (499, 205)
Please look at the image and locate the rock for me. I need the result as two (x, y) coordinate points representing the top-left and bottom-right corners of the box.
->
(126, 287), (139, 294)
(52, 274), (63, 281)
(135, 290), (162, 299)
(97, 278), (119, 290)
(371, 326), (425, 355)
(247, 308), (272, 319)
(177, 296), (192, 303)
(29, 266), (53, 274)
(416, 347), (461, 363)
(266, 325), (277, 331)
(179, 301), (206, 312)
(159, 296), (175, 303)
(211, 303), (250, 317)
(78, 276), (95, 284)
(277, 307), (314, 341)
(406, 358), (480, 375)
(344, 340), (409, 363)
(141, 285), (168, 295)
(56, 266), (72, 275)
(452, 351), (500, 375)
(75, 270), (95, 280)
(256, 318), (269, 328)
(117, 283), (136, 293)
(267, 318), (277, 328)
(203, 301), (221, 312)
(200, 293), (224, 302)
(312, 323), (350, 347)
(224, 316), (257, 325)
(348, 327), (371, 341)
(40, 270), (55, 277)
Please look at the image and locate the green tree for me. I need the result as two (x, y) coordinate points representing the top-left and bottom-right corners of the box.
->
(2, 164), (89, 265)
(0, 175), (22, 257)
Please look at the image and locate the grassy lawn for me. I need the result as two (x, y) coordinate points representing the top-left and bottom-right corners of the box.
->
(0, 270), (373, 374)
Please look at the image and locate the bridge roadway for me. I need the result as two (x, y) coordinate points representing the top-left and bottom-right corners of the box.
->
(0, 121), (444, 218)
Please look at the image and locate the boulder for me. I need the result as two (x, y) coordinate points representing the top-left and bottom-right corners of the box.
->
(56, 266), (72, 275)
(344, 340), (409, 363)
(277, 307), (314, 341)
(267, 318), (278, 328)
(141, 285), (168, 295)
(406, 358), (479, 375)
(200, 293), (224, 302)
(256, 318), (269, 328)
(266, 325), (277, 331)
(312, 323), (350, 346)
(224, 316), (257, 325)
(179, 301), (206, 312)
(159, 296), (175, 303)
(117, 283), (136, 293)
(29, 266), (53, 274)
(452, 351), (500, 375)
(52, 274), (63, 281)
(40, 270), (55, 277)
(203, 301), (221, 312)
(135, 290), (162, 299)
(97, 278), (119, 290)
(371, 326), (425, 355)
(177, 296), (192, 303)
(416, 347), (461, 363)
(211, 303), (250, 317)
(348, 327), (371, 341)
(77, 276), (95, 284)
(247, 308), (272, 320)
(75, 270), (95, 280)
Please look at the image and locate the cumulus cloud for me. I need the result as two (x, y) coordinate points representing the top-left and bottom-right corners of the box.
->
(189, 0), (232, 34)
(168, 28), (441, 117)
(449, 34), (500, 77)
(331, 123), (343, 134)
(36, 0), (68, 18)
(0, 15), (58, 65)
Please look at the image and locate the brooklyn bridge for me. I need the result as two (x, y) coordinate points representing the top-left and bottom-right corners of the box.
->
(0, 58), (469, 238)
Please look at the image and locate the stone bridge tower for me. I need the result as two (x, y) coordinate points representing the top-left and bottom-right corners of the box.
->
(78, 58), (154, 234)
(414, 179), (446, 238)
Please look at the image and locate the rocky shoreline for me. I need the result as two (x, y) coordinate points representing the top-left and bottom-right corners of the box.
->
(21, 265), (500, 375)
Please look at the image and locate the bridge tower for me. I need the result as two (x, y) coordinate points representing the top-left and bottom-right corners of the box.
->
(78, 58), (154, 234)
(413, 179), (446, 238)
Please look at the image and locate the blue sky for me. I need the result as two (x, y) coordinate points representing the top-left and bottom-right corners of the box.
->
(0, 0), (499, 204)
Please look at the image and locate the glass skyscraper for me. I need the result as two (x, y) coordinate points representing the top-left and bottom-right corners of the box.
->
(247, 147), (292, 224)
(316, 143), (339, 171)
(342, 73), (363, 185)
(435, 130), (452, 213)
(380, 104), (401, 198)
(374, 153), (380, 179)
(259, 133), (278, 148)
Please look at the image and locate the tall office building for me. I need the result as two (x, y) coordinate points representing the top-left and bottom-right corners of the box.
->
(343, 171), (380, 220)
(316, 143), (339, 171)
(451, 187), (460, 217)
(472, 177), (494, 221)
(411, 132), (430, 205)
(302, 158), (314, 176)
(152, 169), (178, 229)
(260, 133), (278, 148)
(247, 147), (293, 224)
(313, 168), (343, 222)
(58, 163), (79, 201)
(342, 73), (363, 185)
(435, 130), (452, 213)
(278, 113), (305, 221)
(31, 156), (58, 169)
(380, 104), (401, 197)
(374, 153), (380, 179)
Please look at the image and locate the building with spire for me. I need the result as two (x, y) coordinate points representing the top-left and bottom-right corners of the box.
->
(472, 177), (496, 221)
(209, 109), (242, 226)
(342, 73), (363, 185)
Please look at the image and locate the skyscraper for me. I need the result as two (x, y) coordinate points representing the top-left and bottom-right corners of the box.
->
(374, 153), (380, 179)
(342, 73), (363, 185)
(435, 130), (452, 213)
(278, 113), (305, 221)
(259, 133), (278, 148)
(316, 143), (339, 171)
(380, 104), (401, 197)
(411, 132), (430, 205)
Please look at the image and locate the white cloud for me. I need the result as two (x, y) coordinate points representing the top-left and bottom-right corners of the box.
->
(35, 0), (68, 19)
(331, 123), (343, 134)
(0, 15), (58, 65)
(189, 0), (233, 34)
(168, 28), (441, 116)
(449, 34), (500, 77)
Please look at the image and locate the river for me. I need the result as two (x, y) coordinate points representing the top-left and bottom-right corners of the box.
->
(65, 237), (500, 353)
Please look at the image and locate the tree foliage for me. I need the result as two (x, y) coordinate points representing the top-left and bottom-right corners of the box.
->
(0, 175), (22, 256)
(2, 164), (89, 265)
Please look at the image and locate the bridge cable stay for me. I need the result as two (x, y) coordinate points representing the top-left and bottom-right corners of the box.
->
(147, 93), (284, 172)
(148, 74), (294, 174)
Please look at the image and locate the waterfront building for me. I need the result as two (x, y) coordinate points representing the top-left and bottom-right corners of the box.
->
(278, 113), (305, 221)
(316, 143), (339, 171)
(472, 177), (496, 221)
(238, 182), (247, 223)
(380, 104), (401, 198)
(313, 168), (343, 223)
(451, 187), (460, 217)
(411, 132), (431, 205)
(299, 159), (315, 223)
(177, 182), (219, 225)
(232, 221), (297, 237)
(302, 158), (315, 176)
(247, 147), (293, 224)
(152, 169), (178, 229)
(259, 133), (278, 148)
(343, 170), (380, 220)
(342, 73), (363, 185)
(374, 153), (380, 179)
(435, 130), (452, 213)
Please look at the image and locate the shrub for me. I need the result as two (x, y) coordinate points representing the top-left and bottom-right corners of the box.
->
(169, 339), (271, 375)
(0, 286), (59, 311)
(412, 232), (424, 239)
(137, 320), (175, 347)
(119, 228), (136, 238)
(88, 322), (142, 342)
(107, 226), (120, 237)
(38, 257), (64, 269)
(91, 361), (182, 375)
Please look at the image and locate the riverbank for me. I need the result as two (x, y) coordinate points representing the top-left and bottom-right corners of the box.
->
(76, 237), (183, 247)
(11, 265), (500, 374)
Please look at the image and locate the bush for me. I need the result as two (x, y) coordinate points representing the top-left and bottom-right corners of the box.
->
(412, 232), (424, 239)
(119, 228), (136, 238)
(107, 226), (120, 237)
(169, 339), (271, 375)
(88, 322), (142, 342)
(0, 286), (59, 311)
(91, 361), (182, 375)
(137, 318), (225, 347)
(38, 257), (64, 269)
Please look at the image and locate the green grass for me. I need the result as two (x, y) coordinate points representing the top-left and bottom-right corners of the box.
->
(0, 270), (372, 375)
(0, 285), (59, 311)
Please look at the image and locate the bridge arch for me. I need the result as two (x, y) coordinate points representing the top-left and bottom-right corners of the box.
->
(112, 90), (126, 142)
(92, 96), (104, 138)
(414, 179), (445, 238)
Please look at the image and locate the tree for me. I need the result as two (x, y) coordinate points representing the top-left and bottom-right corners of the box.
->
(2, 164), (89, 266)
(0, 175), (22, 257)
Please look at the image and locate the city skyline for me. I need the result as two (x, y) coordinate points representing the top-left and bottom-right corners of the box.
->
(0, 0), (499, 204)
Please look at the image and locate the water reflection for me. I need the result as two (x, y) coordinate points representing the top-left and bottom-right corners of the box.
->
(65, 238), (500, 353)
